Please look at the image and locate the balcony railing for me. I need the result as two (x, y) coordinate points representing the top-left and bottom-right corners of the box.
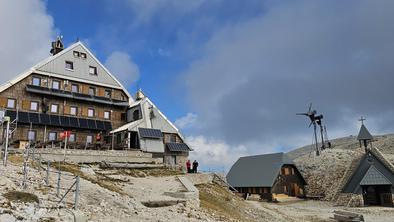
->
(26, 85), (129, 107)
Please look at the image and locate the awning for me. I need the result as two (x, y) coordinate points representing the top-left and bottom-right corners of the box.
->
(166, 142), (191, 152)
(110, 119), (143, 134)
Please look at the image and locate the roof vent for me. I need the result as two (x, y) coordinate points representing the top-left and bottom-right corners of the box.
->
(50, 36), (64, 55)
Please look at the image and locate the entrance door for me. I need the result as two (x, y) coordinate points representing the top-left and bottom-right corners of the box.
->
(362, 185), (392, 206)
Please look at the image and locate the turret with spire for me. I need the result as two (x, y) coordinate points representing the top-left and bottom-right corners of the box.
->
(357, 116), (373, 151)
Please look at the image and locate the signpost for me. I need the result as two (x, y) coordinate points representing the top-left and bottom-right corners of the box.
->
(61, 131), (71, 162)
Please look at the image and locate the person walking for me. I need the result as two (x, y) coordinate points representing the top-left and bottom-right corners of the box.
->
(186, 160), (191, 173)
(192, 160), (199, 173)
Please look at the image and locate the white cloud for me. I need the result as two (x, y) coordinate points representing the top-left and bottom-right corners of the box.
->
(105, 51), (140, 88)
(175, 113), (198, 129)
(0, 0), (54, 82)
(187, 135), (247, 172)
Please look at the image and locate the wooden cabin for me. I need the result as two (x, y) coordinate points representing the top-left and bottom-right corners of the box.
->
(226, 152), (307, 201)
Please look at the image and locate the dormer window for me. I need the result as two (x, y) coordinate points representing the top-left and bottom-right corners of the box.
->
(81, 53), (87, 59)
(65, 61), (74, 70)
(52, 80), (60, 90)
(104, 89), (112, 98)
(89, 66), (97, 75)
(32, 77), (41, 86)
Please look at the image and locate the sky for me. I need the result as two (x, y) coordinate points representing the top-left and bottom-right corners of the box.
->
(1, 0), (394, 172)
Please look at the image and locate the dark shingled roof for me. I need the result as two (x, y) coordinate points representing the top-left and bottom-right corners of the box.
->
(357, 124), (373, 141)
(360, 165), (391, 186)
(226, 152), (295, 187)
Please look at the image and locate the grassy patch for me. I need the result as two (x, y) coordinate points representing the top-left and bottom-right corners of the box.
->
(50, 162), (127, 195)
(8, 154), (24, 164)
(3, 191), (39, 203)
(119, 168), (184, 178)
(196, 183), (253, 222)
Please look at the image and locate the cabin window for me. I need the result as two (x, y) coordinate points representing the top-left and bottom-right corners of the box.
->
(30, 101), (39, 111)
(89, 66), (97, 75)
(70, 106), (78, 115)
(69, 133), (76, 142)
(121, 94), (126, 101)
(73, 51), (80, 57)
(89, 87), (96, 96)
(88, 108), (95, 117)
(27, 130), (36, 141)
(86, 135), (93, 144)
(291, 168), (295, 175)
(7, 99), (16, 109)
(48, 132), (57, 141)
(52, 80), (60, 90)
(283, 186), (287, 193)
(65, 61), (74, 70)
(104, 111), (111, 119)
(80, 53), (87, 59)
(170, 134), (177, 143)
(104, 89), (111, 98)
(32, 77), (41, 86)
(50, 104), (59, 113)
(284, 168), (290, 175)
(71, 84), (79, 93)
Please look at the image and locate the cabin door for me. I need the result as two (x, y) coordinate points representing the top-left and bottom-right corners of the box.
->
(362, 185), (393, 206)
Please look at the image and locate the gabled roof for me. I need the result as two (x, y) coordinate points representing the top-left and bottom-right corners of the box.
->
(357, 124), (373, 141)
(0, 41), (133, 104)
(360, 165), (391, 185)
(226, 152), (298, 188)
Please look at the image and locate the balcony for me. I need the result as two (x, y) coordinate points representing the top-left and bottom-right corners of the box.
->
(5, 110), (112, 131)
(26, 85), (129, 107)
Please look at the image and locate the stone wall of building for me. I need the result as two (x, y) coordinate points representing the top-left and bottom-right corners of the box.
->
(336, 193), (364, 207)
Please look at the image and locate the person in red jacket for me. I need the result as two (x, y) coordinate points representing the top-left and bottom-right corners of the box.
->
(186, 160), (191, 173)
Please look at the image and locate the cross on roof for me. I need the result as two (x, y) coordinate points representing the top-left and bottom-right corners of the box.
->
(359, 116), (366, 125)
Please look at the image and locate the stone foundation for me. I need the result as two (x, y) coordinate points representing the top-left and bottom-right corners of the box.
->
(336, 193), (364, 207)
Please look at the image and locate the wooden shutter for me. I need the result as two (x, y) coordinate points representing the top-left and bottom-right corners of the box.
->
(0, 97), (7, 108)
(98, 88), (105, 97)
(22, 100), (30, 111)
(81, 107), (87, 117)
(64, 105), (70, 115)
(82, 84), (89, 94)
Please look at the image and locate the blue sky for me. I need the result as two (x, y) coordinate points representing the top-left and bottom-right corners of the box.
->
(2, 0), (394, 171)
(46, 0), (267, 123)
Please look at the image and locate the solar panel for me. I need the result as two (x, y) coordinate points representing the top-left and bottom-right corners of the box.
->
(29, 113), (40, 124)
(104, 121), (112, 131)
(87, 119), (97, 129)
(96, 120), (105, 131)
(69, 117), (79, 128)
(18, 112), (30, 124)
(60, 116), (70, 127)
(138, 128), (163, 139)
(50, 115), (60, 126)
(79, 118), (88, 129)
(5, 110), (17, 121)
(40, 113), (50, 125)
(166, 143), (190, 152)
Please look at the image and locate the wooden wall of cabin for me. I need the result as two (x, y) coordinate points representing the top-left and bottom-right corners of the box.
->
(271, 164), (306, 197)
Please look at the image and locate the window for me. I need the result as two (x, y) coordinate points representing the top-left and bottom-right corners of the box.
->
(52, 80), (60, 90)
(88, 87), (96, 96)
(170, 134), (177, 143)
(88, 108), (95, 117)
(121, 94), (126, 101)
(50, 104), (59, 113)
(284, 168), (290, 175)
(65, 61), (74, 70)
(104, 89), (111, 98)
(104, 111), (111, 119)
(48, 132), (57, 141)
(30, 101), (39, 111)
(89, 66), (97, 75)
(73, 51), (80, 57)
(28, 130), (36, 141)
(32, 77), (41, 86)
(291, 168), (295, 175)
(69, 133), (76, 142)
(133, 110), (140, 121)
(80, 53), (87, 59)
(70, 106), (78, 115)
(71, 84), (79, 93)
(7, 99), (16, 109)
(86, 135), (93, 144)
